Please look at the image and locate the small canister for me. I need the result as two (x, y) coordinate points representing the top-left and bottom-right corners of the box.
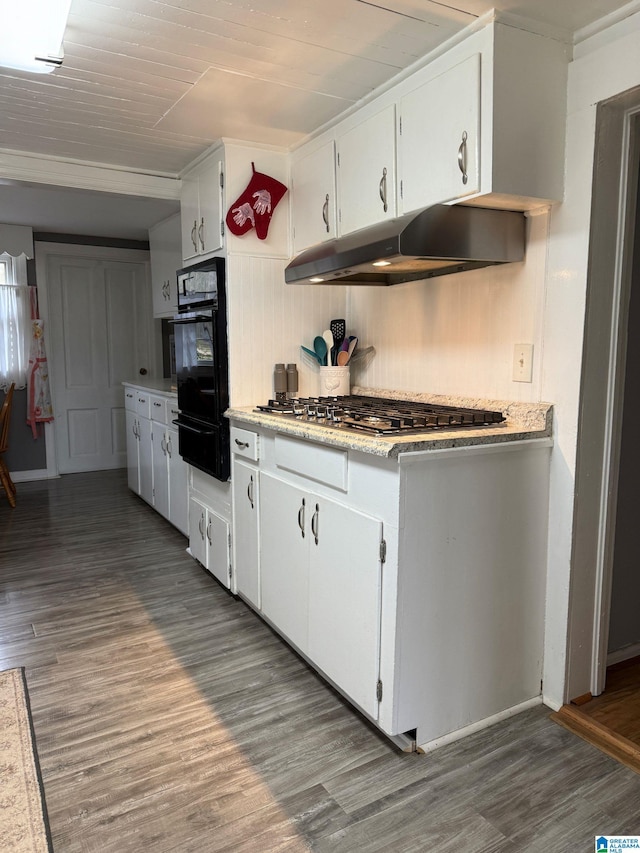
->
(273, 363), (287, 399)
(286, 363), (299, 398)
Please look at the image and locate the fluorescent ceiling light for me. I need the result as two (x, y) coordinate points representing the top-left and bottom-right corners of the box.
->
(1, 0), (72, 74)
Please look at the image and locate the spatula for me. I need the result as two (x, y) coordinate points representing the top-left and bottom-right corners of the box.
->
(330, 319), (346, 353)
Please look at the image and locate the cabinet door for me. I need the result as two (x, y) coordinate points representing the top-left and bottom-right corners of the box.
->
(151, 423), (169, 520)
(232, 458), (260, 608)
(307, 499), (383, 719)
(188, 497), (207, 565)
(197, 156), (224, 256)
(291, 141), (337, 253)
(260, 474), (309, 653)
(399, 54), (480, 214)
(205, 509), (230, 588)
(337, 104), (396, 235)
(149, 214), (181, 318)
(166, 425), (188, 536)
(137, 417), (153, 505)
(180, 171), (200, 262)
(125, 410), (139, 494)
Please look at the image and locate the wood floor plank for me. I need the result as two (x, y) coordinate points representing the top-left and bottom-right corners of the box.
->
(2, 470), (640, 852)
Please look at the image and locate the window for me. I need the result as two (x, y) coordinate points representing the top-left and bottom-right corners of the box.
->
(0, 253), (30, 391)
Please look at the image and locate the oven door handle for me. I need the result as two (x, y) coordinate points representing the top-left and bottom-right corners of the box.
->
(169, 315), (212, 324)
(176, 421), (217, 436)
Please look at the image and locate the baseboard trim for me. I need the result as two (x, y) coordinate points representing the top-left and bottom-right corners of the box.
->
(11, 469), (60, 483)
(608, 643), (640, 666)
(550, 704), (640, 775)
(417, 696), (543, 753)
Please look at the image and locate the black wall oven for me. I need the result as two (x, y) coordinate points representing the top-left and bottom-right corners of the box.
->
(172, 257), (230, 482)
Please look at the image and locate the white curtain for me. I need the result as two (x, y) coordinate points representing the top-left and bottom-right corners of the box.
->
(0, 254), (30, 392)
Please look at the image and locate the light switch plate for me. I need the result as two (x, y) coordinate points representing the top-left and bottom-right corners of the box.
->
(513, 343), (534, 383)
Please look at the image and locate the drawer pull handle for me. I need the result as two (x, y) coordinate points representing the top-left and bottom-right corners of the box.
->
(311, 504), (319, 545)
(235, 438), (250, 449)
(457, 130), (468, 185)
(298, 498), (306, 538)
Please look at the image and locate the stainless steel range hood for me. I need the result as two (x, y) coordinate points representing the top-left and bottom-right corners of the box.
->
(285, 204), (525, 286)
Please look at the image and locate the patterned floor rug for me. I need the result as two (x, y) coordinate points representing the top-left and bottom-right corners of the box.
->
(0, 669), (53, 853)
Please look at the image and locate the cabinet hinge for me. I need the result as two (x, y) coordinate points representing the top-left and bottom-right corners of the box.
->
(379, 538), (386, 564)
(399, 115), (402, 135)
(219, 170), (224, 189)
(400, 179), (403, 199)
(376, 679), (383, 702)
(220, 219), (225, 237)
(337, 151), (340, 168)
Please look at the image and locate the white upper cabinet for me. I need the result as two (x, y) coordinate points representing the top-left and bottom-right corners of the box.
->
(291, 140), (337, 254)
(336, 104), (396, 236)
(399, 54), (480, 215)
(149, 213), (181, 318)
(180, 153), (224, 262)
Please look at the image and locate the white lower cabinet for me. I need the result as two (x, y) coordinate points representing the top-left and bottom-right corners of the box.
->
(231, 456), (260, 609)
(231, 419), (551, 751)
(124, 384), (188, 536)
(189, 496), (231, 588)
(260, 472), (384, 720)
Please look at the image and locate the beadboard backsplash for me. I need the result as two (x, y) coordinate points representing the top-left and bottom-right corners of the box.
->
(227, 211), (548, 406)
(346, 210), (548, 403)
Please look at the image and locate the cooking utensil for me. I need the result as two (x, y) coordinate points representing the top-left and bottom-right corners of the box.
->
(347, 336), (358, 361)
(313, 335), (328, 366)
(337, 350), (350, 366)
(330, 319), (346, 352)
(301, 345), (322, 365)
(322, 329), (334, 365)
(349, 345), (374, 362)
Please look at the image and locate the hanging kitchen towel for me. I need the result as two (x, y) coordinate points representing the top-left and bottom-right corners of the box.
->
(225, 162), (287, 240)
(26, 287), (53, 438)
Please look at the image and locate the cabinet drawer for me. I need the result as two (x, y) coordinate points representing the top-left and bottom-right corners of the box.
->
(166, 398), (180, 425)
(231, 426), (259, 462)
(124, 387), (137, 412)
(150, 395), (166, 421)
(275, 434), (347, 491)
(135, 391), (151, 419)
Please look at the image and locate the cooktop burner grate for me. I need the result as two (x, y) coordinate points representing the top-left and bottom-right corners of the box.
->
(255, 395), (505, 435)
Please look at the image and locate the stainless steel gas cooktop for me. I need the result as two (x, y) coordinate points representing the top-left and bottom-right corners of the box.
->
(255, 395), (505, 436)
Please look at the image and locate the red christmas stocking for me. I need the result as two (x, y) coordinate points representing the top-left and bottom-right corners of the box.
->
(225, 163), (287, 240)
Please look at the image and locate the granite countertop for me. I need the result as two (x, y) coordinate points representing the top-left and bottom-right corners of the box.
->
(122, 378), (177, 396)
(226, 386), (553, 459)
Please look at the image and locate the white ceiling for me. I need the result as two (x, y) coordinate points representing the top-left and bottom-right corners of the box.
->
(0, 0), (636, 239)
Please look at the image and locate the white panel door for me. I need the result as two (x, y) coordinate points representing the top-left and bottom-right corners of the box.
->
(232, 457), (260, 608)
(46, 251), (153, 474)
(307, 499), (383, 719)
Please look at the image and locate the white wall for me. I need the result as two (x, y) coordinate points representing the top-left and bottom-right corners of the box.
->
(542, 10), (640, 706)
(347, 210), (549, 401)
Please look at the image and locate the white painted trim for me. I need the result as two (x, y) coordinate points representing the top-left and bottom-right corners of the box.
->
(591, 107), (640, 698)
(574, 0), (640, 48)
(417, 697), (543, 753)
(607, 642), (640, 666)
(0, 149), (181, 200)
(12, 468), (59, 482)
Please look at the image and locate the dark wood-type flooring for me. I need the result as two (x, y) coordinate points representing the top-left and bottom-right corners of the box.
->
(552, 657), (640, 775)
(2, 471), (640, 852)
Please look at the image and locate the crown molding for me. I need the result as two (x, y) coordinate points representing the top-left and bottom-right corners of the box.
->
(0, 149), (181, 200)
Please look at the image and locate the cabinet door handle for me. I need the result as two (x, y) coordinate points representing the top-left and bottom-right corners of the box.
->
(160, 435), (167, 454)
(235, 438), (249, 449)
(206, 518), (212, 545)
(322, 194), (330, 232)
(378, 167), (388, 213)
(198, 217), (205, 251)
(198, 513), (204, 538)
(311, 504), (319, 545)
(247, 474), (254, 509)
(191, 220), (198, 251)
(457, 130), (468, 185)
(298, 498), (306, 538)
(166, 436), (172, 457)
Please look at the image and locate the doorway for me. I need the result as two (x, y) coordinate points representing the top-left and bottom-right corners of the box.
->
(565, 93), (640, 703)
(36, 242), (157, 474)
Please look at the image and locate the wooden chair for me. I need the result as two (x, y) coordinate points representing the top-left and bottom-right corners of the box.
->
(0, 383), (16, 507)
